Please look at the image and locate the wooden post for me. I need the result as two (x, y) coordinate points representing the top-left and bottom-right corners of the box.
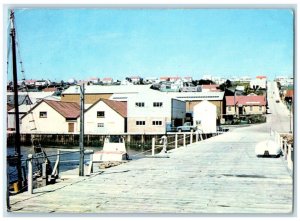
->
(175, 134), (178, 149)
(287, 144), (293, 171)
(284, 140), (288, 160)
(196, 131), (199, 142)
(280, 136), (283, 153)
(57, 149), (60, 177)
(28, 154), (33, 195)
(152, 137), (155, 156)
(190, 131), (193, 144)
(183, 133), (186, 147)
(88, 151), (94, 176)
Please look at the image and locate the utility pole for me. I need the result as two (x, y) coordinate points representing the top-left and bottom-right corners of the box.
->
(10, 10), (23, 189)
(79, 84), (85, 176)
(289, 98), (292, 134)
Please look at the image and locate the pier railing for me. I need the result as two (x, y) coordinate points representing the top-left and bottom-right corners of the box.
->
(27, 149), (94, 194)
(131, 129), (225, 157)
(272, 130), (293, 172)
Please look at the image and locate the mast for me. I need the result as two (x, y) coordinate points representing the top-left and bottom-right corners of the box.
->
(10, 10), (23, 187)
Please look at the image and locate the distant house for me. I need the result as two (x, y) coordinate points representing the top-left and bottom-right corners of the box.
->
(225, 95), (266, 116)
(129, 76), (142, 84)
(183, 76), (193, 82)
(102, 77), (113, 85)
(250, 76), (267, 90)
(89, 77), (100, 84)
(20, 100), (80, 134)
(127, 91), (186, 134)
(160, 76), (181, 82)
(84, 99), (127, 134)
(35, 80), (50, 87)
(201, 84), (221, 92)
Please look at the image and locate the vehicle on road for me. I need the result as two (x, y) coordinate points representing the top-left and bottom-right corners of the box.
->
(176, 122), (197, 132)
(255, 140), (282, 157)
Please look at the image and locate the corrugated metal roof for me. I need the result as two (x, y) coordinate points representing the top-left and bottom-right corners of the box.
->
(44, 100), (80, 118)
(226, 96), (266, 106)
(171, 91), (225, 101)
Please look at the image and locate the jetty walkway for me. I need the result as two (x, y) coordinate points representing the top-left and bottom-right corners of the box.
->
(8, 121), (293, 214)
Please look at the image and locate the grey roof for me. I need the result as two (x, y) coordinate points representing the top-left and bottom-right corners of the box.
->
(62, 85), (152, 95)
(7, 94), (32, 106)
(169, 91), (225, 101)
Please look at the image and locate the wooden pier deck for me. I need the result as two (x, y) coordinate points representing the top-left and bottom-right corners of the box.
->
(8, 123), (293, 214)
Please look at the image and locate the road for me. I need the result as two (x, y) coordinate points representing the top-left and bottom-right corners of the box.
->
(266, 81), (293, 133)
(7, 81), (293, 214)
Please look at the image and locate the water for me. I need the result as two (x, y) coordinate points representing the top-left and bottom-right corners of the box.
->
(7, 144), (149, 183)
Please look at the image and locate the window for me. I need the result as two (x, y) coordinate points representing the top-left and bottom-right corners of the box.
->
(135, 102), (145, 107)
(136, 121), (145, 125)
(97, 123), (104, 127)
(97, 111), (105, 118)
(152, 121), (162, 125)
(39, 112), (47, 118)
(228, 106), (231, 111)
(153, 102), (163, 107)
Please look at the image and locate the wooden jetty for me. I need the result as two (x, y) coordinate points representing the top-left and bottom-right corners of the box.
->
(8, 122), (293, 214)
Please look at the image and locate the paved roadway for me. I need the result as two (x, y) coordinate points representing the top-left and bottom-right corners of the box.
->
(8, 81), (293, 214)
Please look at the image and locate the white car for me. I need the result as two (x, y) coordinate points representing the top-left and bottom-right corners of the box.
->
(255, 140), (282, 157)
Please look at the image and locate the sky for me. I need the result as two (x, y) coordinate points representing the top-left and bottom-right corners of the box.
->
(5, 8), (294, 82)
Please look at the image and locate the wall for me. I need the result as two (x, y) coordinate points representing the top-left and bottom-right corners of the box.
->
(226, 105), (266, 115)
(85, 101), (125, 134)
(127, 92), (179, 133)
(20, 102), (78, 134)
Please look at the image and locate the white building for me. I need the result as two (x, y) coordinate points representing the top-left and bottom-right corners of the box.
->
(20, 100), (80, 134)
(127, 91), (186, 134)
(84, 99), (127, 134)
(193, 100), (217, 133)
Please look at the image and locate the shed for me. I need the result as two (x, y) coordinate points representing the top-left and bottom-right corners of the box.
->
(193, 100), (217, 133)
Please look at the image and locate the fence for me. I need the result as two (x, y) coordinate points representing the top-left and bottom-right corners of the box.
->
(27, 149), (94, 194)
(272, 130), (293, 172)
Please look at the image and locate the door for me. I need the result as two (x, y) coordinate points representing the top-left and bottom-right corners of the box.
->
(68, 123), (74, 132)
(239, 106), (243, 115)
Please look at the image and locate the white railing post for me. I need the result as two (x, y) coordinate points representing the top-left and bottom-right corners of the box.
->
(175, 134), (178, 149)
(190, 131), (193, 144)
(152, 137), (155, 156)
(280, 136), (283, 153)
(27, 154), (33, 195)
(284, 140), (288, 160)
(183, 133), (186, 147)
(287, 144), (293, 171)
(196, 131), (199, 142)
(88, 151), (94, 176)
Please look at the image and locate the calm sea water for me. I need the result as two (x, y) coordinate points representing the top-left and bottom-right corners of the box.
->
(7, 144), (149, 183)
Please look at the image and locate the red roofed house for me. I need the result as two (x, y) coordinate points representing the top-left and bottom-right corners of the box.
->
(102, 77), (113, 85)
(84, 99), (127, 134)
(201, 84), (221, 92)
(20, 100), (80, 134)
(225, 95), (267, 116)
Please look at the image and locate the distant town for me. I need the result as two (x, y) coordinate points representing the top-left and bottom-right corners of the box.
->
(7, 74), (294, 137)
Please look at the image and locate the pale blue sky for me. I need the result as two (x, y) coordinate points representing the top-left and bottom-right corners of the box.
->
(7, 8), (294, 81)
